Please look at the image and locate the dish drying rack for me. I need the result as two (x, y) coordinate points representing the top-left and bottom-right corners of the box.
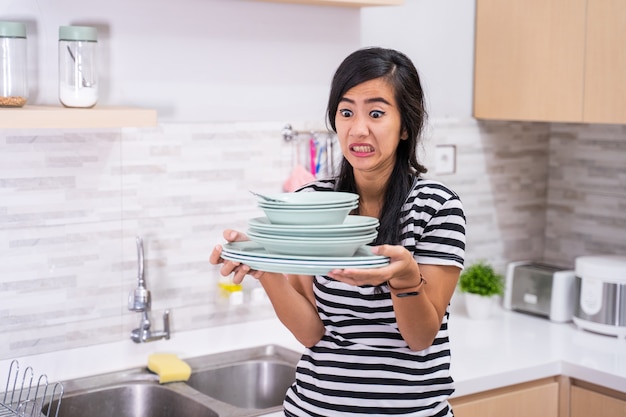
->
(1, 360), (63, 417)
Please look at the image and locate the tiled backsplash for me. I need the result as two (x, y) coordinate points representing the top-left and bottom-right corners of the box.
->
(1, 119), (624, 359)
(545, 123), (626, 265)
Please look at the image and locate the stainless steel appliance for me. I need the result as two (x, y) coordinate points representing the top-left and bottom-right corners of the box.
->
(573, 255), (626, 338)
(504, 261), (576, 322)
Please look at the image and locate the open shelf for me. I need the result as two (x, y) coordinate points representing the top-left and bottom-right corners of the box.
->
(252, 0), (403, 7)
(0, 105), (158, 129)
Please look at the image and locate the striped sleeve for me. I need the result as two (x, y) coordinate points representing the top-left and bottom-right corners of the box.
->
(401, 179), (466, 269)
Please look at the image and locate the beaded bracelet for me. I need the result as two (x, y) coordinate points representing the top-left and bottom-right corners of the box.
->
(388, 274), (427, 298)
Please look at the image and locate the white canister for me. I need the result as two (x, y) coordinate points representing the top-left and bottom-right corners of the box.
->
(59, 25), (98, 108)
(573, 255), (626, 338)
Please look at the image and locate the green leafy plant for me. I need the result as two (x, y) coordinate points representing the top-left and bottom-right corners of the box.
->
(458, 260), (504, 297)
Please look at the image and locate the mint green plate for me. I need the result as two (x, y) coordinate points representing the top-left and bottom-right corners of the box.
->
(246, 230), (377, 257)
(248, 215), (379, 237)
(222, 241), (388, 264)
(221, 241), (389, 275)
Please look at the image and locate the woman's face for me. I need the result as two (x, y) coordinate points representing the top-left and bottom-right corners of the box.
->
(335, 77), (405, 181)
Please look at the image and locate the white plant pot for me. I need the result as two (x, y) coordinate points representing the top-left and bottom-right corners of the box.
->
(464, 293), (496, 320)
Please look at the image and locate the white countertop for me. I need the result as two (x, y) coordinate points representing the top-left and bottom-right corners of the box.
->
(2, 306), (625, 414)
(448, 306), (626, 396)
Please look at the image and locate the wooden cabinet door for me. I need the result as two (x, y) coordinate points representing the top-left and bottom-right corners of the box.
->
(451, 380), (559, 417)
(473, 0), (586, 122)
(570, 385), (626, 417)
(583, 0), (626, 124)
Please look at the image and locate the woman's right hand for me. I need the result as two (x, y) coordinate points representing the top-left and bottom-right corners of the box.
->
(211, 230), (325, 347)
(209, 229), (257, 284)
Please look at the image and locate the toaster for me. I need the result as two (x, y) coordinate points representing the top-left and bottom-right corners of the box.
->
(504, 261), (577, 322)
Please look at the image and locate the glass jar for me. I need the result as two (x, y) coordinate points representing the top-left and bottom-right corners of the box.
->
(59, 25), (98, 108)
(0, 21), (28, 107)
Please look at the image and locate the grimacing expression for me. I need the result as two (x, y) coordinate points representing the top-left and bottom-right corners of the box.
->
(335, 77), (406, 179)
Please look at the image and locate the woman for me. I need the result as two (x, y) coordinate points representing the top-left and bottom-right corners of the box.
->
(210, 47), (466, 416)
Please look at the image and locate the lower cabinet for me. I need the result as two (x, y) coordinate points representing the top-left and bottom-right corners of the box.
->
(570, 382), (626, 417)
(450, 378), (559, 417)
(449, 377), (626, 417)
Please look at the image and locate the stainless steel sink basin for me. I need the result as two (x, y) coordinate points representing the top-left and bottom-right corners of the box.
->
(43, 382), (218, 417)
(42, 344), (300, 417)
(187, 360), (296, 409)
(185, 344), (300, 411)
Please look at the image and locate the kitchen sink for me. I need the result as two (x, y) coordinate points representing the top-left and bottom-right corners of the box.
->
(41, 344), (300, 417)
(185, 344), (300, 411)
(187, 359), (296, 409)
(43, 382), (218, 417)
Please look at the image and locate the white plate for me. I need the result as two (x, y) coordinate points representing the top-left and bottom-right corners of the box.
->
(248, 215), (379, 237)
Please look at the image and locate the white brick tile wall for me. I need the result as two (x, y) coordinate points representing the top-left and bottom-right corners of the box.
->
(0, 119), (624, 358)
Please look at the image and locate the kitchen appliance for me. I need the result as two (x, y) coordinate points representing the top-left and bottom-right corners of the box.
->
(573, 255), (626, 338)
(504, 261), (576, 322)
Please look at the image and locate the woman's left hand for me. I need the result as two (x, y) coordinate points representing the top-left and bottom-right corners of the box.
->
(329, 245), (461, 351)
(327, 245), (421, 288)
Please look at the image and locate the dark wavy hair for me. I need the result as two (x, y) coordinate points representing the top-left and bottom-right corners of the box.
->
(326, 47), (428, 245)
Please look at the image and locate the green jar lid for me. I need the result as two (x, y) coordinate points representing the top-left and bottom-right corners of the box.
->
(0, 21), (27, 38)
(59, 25), (97, 42)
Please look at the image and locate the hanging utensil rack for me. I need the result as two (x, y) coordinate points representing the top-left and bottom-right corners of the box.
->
(282, 123), (339, 177)
(281, 123), (334, 142)
(1, 360), (63, 417)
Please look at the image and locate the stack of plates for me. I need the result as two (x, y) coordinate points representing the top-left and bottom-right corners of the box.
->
(221, 241), (390, 276)
(220, 191), (390, 275)
(247, 215), (379, 257)
(248, 215), (379, 237)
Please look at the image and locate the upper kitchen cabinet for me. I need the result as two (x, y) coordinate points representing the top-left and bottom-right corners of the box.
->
(473, 0), (626, 124)
(250, 0), (403, 6)
(583, 0), (626, 124)
(473, 0), (585, 122)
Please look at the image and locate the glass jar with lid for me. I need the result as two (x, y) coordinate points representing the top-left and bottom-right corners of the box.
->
(0, 21), (28, 107)
(59, 25), (98, 108)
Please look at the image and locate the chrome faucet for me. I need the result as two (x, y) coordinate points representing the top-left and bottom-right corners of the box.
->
(128, 236), (170, 343)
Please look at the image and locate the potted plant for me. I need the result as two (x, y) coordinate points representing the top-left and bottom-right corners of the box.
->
(458, 260), (505, 319)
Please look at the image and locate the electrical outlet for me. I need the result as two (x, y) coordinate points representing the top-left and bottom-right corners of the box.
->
(434, 145), (456, 175)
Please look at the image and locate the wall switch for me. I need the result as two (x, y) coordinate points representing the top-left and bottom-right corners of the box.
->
(434, 145), (456, 175)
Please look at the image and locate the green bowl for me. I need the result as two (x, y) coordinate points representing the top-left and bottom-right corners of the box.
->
(255, 191), (358, 207)
(261, 203), (357, 225)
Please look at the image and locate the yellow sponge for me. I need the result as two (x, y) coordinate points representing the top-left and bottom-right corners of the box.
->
(147, 353), (192, 384)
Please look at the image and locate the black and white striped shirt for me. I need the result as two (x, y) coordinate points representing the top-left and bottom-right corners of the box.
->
(284, 178), (466, 416)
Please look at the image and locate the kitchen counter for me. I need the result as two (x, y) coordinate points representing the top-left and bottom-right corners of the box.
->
(2, 305), (625, 415)
(448, 305), (626, 396)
